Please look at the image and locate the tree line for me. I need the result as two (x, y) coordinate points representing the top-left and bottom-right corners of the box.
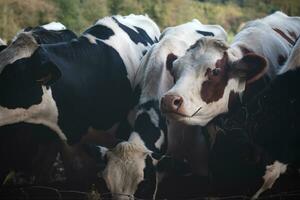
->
(0, 0), (299, 41)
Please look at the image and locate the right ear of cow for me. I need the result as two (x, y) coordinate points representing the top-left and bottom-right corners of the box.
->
(30, 46), (62, 85)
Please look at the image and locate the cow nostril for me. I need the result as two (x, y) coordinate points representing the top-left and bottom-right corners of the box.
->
(174, 99), (181, 106)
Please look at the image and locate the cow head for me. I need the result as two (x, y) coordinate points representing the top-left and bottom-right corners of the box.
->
(101, 132), (154, 200)
(161, 37), (267, 126)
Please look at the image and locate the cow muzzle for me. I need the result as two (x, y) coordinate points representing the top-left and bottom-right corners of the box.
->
(160, 94), (185, 115)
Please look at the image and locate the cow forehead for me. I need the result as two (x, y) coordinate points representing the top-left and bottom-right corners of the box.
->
(175, 42), (225, 73)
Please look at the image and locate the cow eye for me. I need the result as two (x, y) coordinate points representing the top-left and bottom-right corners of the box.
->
(212, 68), (220, 76)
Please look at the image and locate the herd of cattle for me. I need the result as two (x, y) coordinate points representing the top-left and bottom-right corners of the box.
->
(0, 11), (300, 200)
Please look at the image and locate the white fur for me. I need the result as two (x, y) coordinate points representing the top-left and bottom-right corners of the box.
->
(0, 38), (6, 45)
(155, 130), (165, 150)
(279, 36), (300, 74)
(0, 32), (38, 73)
(252, 161), (287, 199)
(0, 87), (66, 140)
(41, 22), (66, 31)
(91, 15), (160, 87)
(84, 34), (98, 44)
(102, 132), (151, 199)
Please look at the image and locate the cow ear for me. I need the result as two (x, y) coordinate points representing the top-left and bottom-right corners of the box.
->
(30, 46), (62, 85)
(166, 53), (178, 72)
(230, 53), (267, 84)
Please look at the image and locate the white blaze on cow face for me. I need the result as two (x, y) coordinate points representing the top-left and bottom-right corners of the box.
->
(102, 132), (151, 200)
(161, 37), (267, 126)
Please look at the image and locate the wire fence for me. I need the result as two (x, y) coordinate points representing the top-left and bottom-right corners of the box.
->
(1, 185), (300, 200)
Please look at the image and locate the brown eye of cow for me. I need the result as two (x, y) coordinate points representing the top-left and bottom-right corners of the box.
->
(212, 68), (220, 76)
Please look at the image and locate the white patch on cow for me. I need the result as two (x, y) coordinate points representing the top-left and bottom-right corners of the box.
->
(102, 132), (151, 199)
(0, 87), (67, 141)
(252, 161), (287, 199)
(97, 146), (108, 159)
(155, 130), (165, 150)
(93, 15), (160, 87)
(41, 22), (66, 31)
(147, 108), (159, 128)
(0, 38), (6, 45)
(84, 34), (98, 44)
(0, 32), (38, 73)
(279, 35), (300, 74)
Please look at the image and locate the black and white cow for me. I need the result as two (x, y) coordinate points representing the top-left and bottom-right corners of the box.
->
(208, 37), (300, 198)
(100, 19), (227, 200)
(159, 11), (300, 197)
(0, 22), (77, 184)
(161, 11), (300, 126)
(0, 15), (160, 187)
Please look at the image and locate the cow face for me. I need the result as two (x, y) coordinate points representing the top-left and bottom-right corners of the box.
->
(161, 37), (267, 126)
(102, 133), (153, 200)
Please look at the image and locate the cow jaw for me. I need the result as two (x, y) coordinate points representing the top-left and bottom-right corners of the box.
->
(102, 133), (151, 199)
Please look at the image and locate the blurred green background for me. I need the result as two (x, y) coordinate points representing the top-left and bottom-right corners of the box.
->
(0, 0), (299, 41)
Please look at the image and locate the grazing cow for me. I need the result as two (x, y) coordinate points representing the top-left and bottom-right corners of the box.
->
(0, 22), (77, 184)
(0, 14), (160, 188)
(101, 19), (227, 200)
(208, 37), (300, 198)
(161, 11), (300, 127)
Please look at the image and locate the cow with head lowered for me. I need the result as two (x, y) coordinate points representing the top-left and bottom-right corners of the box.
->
(0, 22), (77, 184)
(0, 14), (160, 189)
(160, 11), (300, 197)
(99, 19), (227, 200)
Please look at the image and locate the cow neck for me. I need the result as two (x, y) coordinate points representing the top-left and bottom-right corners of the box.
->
(212, 74), (273, 138)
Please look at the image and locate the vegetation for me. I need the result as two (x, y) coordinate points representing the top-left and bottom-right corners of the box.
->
(0, 0), (299, 41)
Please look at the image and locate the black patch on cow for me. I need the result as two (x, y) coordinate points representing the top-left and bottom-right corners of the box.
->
(0, 122), (59, 183)
(36, 36), (133, 143)
(278, 54), (287, 66)
(83, 24), (115, 40)
(0, 45), (6, 52)
(112, 17), (154, 46)
(135, 100), (167, 156)
(196, 30), (215, 37)
(24, 27), (33, 32)
(0, 58), (43, 109)
(135, 155), (156, 199)
(31, 27), (77, 45)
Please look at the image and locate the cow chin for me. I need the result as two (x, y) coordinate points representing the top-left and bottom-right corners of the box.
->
(166, 112), (211, 126)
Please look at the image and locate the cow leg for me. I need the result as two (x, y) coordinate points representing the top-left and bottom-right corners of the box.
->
(252, 161), (287, 199)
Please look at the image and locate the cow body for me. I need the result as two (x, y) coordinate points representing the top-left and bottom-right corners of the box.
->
(0, 15), (160, 188)
(0, 23), (77, 183)
(161, 11), (300, 127)
(209, 57), (300, 198)
(102, 20), (227, 200)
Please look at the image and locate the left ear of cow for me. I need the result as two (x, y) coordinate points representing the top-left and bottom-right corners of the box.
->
(230, 53), (268, 84)
(31, 46), (62, 85)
